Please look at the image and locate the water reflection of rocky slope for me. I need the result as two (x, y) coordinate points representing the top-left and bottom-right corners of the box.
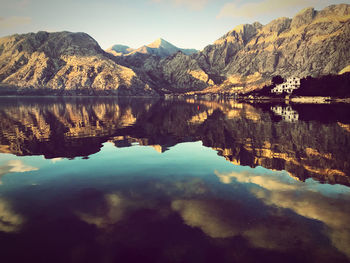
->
(0, 98), (155, 158)
(0, 98), (349, 185)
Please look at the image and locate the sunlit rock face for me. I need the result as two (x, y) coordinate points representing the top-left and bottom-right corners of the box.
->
(123, 4), (350, 93)
(0, 31), (158, 96)
(1, 5), (349, 95)
(193, 4), (350, 90)
(0, 98), (349, 186)
(116, 51), (212, 94)
(113, 4), (350, 93)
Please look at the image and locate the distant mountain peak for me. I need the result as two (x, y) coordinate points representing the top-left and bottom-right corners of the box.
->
(147, 38), (176, 49)
(106, 44), (134, 56)
(107, 38), (198, 58)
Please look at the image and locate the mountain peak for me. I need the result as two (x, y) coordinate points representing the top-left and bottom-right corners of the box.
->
(147, 38), (175, 49)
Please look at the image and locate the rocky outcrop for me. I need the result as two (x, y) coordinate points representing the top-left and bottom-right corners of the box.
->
(0, 31), (158, 96)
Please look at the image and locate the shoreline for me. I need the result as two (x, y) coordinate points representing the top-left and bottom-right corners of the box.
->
(0, 94), (349, 103)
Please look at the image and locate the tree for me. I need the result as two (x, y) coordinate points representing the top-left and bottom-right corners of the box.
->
(271, 75), (284, 85)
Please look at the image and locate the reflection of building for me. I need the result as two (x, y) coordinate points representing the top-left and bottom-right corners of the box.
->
(271, 77), (300, 94)
(271, 105), (299, 122)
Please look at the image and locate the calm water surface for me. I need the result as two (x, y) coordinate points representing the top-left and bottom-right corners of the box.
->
(0, 97), (350, 263)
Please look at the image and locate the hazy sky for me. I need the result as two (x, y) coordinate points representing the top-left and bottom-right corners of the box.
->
(0, 0), (346, 50)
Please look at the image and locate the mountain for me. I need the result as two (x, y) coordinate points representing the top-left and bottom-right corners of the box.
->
(105, 44), (134, 56)
(0, 4), (349, 96)
(0, 31), (157, 96)
(193, 4), (350, 92)
(108, 38), (198, 58)
(127, 4), (350, 93)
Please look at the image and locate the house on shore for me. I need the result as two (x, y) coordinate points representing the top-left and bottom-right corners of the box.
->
(271, 77), (300, 94)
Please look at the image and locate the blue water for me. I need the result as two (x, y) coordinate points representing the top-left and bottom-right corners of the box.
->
(0, 97), (349, 263)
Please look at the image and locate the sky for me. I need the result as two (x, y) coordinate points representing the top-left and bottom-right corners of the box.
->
(0, 0), (347, 50)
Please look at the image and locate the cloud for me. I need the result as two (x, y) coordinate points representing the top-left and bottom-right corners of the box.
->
(1, 0), (30, 10)
(217, 0), (332, 19)
(0, 160), (38, 184)
(0, 198), (24, 233)
(151, 0), (209, 11)
(0, 16), (32, 29)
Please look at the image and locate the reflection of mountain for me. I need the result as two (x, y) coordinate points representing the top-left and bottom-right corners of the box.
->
(0, 97), (349, 185)
(197, 106), (350, 186)
(0, 97), (156, 158)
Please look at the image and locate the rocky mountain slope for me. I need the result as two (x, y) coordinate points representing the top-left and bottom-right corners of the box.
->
(0, 31), (157, 96)
(114, 47), (212, 94)
(107, 38), (198, 58)
(194, 4), (350, 92)
(0, 4), (349, 95)
(126, 4), (350, 93)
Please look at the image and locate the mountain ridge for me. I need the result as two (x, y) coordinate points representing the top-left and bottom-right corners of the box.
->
(0, 31), (158, 96)
(192, 3), (350, 92)
(107, 38), (198, 58)
(0, 3), (349, 95)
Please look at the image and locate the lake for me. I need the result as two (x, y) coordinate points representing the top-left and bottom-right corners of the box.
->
(0, 97), (350, 263)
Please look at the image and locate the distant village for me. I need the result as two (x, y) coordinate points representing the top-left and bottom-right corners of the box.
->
(271, 77), (301, 94)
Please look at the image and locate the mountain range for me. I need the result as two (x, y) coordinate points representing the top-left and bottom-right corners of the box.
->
(0, 4), (349, 96)
(106, 38), (198, 57)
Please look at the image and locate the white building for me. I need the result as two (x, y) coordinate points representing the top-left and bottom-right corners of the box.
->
(271, 105), (299, 122)
(271, 77), (300, 94)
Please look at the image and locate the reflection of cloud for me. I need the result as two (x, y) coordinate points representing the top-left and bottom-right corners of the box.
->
(77, 179), (210, 230)
(216, 170), (298, 191)
(0, 160), (38, 184)
(254, 188), (350, 257)
(172, 198), (316, 252)
(0, 16), (31, 29)
(155, 178), (209, 197)
(217, 0), (331, 19)
(7, 160), (38, 173)
(77, 193), (128, 229)
(0, 198), (23, 233)
(51, 158), (63, 163)
(216, 170), (350, 258)
(151, 0), (209, 10)
(172, 199), (241, 238)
